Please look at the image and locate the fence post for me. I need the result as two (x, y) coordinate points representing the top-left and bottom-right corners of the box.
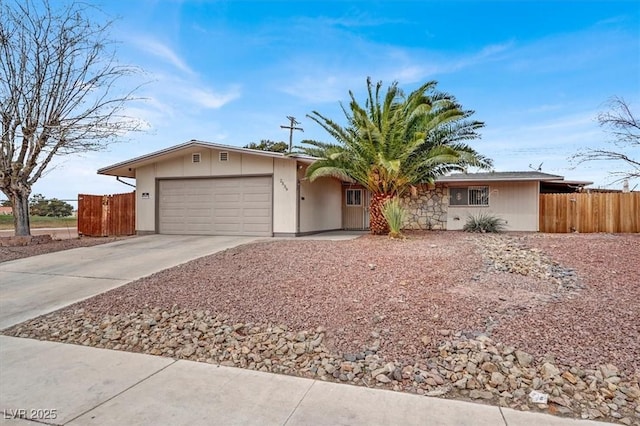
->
(101, 195), (109, 237)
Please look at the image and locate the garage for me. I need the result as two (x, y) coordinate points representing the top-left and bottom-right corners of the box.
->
(158, 177), (272, 236)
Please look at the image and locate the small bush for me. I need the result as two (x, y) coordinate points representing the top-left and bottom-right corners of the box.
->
(382, 197), (407, 238)
(463, 213), (506, 233)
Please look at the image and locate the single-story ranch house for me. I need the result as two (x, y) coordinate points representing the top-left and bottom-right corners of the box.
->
(98, 140), (591, 236)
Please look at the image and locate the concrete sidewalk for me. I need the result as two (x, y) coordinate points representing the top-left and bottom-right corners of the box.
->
(0, 336), (610, 426)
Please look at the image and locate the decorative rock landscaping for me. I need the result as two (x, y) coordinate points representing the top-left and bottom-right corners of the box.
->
(3, 231), (639, 425)
(472, 234), (582, 293)
(6, 307), (638, 425)
(0, 234), (52, 247)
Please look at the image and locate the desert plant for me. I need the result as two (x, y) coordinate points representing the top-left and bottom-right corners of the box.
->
(302, 77), (492, 235)
(463, 213), (506, 233)
(381, 197), (407, 238)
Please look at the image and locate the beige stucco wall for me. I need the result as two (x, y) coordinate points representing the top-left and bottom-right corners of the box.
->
(298, 167), (342, 233)
(133, 147), (300, 234)
(272, 158), (297, 234)
(135, 165), (156, 233)
(446, 181), (540, 231)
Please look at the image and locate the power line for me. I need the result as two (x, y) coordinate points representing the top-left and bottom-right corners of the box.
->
(280, 115), (303, 153)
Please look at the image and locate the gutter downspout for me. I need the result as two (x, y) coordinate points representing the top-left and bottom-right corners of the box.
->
(116, 176), (136, 188)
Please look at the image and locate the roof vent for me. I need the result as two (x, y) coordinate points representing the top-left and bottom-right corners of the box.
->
(219, 151), (229, 162)
(192, 153), (201, 163)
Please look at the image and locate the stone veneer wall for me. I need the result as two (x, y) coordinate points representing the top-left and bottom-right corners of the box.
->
(401, 183), (448, 230)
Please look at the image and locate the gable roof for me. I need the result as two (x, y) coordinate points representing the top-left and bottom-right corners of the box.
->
(98, 141), (593, 188)
(98, 140), (310, 178)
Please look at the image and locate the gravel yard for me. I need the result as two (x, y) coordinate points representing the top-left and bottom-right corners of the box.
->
(0, 236), (132, 263)
(4, 231), (640, 424)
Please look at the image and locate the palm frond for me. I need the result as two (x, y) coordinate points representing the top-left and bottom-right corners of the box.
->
(304, 77), (491, 198)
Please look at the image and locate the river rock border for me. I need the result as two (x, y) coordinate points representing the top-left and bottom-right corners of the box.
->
(0, 234), (53, 247)
(472, 234), (582, 293)
(5, 307), (638, 425)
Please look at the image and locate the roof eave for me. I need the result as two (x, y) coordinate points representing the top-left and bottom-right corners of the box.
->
(98, 140), (292, 177)
(437, 177), (563, 183)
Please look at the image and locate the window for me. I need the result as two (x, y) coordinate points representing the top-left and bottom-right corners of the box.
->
(219, 151), (229, 162)
(346, 189), (362, 206)
(450, 186), (489, 206)
(469, 186), (489, 206)
(192, 153), (201, 163)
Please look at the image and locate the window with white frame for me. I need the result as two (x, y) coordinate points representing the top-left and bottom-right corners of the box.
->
(450, 186), (489, 206)
(346, 189), (362, 206)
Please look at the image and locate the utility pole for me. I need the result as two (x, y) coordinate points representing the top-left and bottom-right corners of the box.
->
(280, 116), (303, 153)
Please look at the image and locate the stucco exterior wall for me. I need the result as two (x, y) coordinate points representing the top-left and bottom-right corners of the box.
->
(135, 165), (156, 233)
(299, 169), (342, 233)
(133, 147), (300, 234)
(272, 158), (298, 234)
(402, 184), (448, 230)
(446, 181), (539, 231)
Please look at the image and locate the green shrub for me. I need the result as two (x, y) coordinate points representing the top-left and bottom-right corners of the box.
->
(463, 213), (506, 233)
(382, 197), (407, 238)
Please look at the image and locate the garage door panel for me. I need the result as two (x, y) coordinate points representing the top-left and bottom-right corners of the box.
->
(186, 206), (212, 213)
(216, 208), (241, 217)
(214, 215), (242, 223)
(185, 194), (211, 202)
(215, 224), (242, 233)
(243, 193), (270, 202)
(162, 224), (186, 233)
(243, 208), (270, 217)
(215, 193), (242, 202)
(162, 207), (184, 214)
(186, 225), (213, 232)
(243, 179), (270, 187)
(159, 177), (272, 236)
(243, 223), (271, 232)
(187, 216), (214, 224)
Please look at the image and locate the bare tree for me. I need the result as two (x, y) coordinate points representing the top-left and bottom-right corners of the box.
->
(0, 0), (142, 235)
(573, 97), (640, 185)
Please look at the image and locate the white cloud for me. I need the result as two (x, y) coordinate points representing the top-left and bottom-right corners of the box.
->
(308, 14), (406, 29)
(279, 74), (362, 103)
(187, 85), (242, 109)
(130, 37), (194, 75)
(276, 39), (516, 104)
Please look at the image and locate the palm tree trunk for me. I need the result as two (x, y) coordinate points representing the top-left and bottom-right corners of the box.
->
(369, 193), (392, 235)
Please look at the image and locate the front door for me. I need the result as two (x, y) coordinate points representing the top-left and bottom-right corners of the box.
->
(343, 187), (370, 230)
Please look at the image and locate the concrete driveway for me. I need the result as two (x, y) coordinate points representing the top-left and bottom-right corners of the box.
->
(0, 235), (260, 329)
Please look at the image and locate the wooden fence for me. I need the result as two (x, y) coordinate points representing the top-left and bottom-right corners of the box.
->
(539, 192), (640, 233)
(78, 192), (135, 237)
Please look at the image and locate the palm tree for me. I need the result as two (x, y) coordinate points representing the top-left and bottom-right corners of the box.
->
(302, 78), (492, 235)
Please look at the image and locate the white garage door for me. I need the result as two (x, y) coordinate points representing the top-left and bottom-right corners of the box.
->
(158, 177), (272, 236)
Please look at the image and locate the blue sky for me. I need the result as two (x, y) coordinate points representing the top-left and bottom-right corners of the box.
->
(33, 0), (640, 202)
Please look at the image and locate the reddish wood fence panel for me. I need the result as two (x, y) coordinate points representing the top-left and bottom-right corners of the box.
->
(540, 192), (640, 233)
(78, 192), (135, 237)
